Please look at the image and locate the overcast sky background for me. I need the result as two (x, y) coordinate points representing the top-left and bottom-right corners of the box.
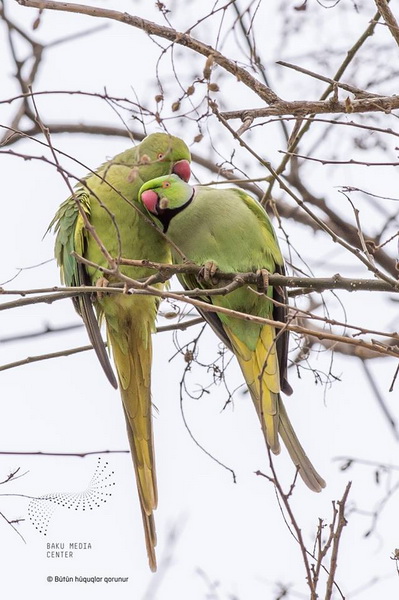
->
(1, 1), (398, 598)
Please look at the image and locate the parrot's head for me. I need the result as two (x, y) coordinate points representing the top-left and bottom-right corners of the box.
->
(139, 174), (194, 232)
(138, 133), (191, 184)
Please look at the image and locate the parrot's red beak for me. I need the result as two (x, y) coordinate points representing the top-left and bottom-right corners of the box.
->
(172, 159), (191, 182)
(141, 190), (159, 215)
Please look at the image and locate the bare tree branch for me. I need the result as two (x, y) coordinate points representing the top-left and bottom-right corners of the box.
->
(16, 0), (281, 104)
(374, 0), (399, 47)
(0, 450), (128, 457)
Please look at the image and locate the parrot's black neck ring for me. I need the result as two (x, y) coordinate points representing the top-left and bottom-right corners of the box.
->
(158, 189), (195, 233)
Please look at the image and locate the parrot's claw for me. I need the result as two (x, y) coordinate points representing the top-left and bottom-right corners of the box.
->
(94, 276), (110, 300)
(256, 269), (269, 293)
(199, 260), (219, 285)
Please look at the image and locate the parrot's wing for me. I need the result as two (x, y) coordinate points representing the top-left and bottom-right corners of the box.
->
(238, 191), (292, 395)
(272, 262), (293, 396)
(178, 188), (292, 394)
(48, 191), (118, 389)
(176, 272), (234, 352)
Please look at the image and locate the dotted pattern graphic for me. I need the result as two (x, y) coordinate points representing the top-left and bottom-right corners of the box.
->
(28, 458), (115, 535)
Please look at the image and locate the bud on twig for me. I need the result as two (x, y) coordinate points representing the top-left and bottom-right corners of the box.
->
(171, 100), (181, 112)
(203, 54), (214, 79)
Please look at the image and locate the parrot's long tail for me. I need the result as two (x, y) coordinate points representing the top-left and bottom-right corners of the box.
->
(277, 399), (326, 492)
(228, 325), (281, 455)
(107, 308), (158, 572)
(122, 405), (157, 570)
(227, 325), (325, 493)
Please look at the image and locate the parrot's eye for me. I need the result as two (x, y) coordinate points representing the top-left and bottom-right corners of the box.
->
(157, 153), (165, 160)
(162, 181), (171, 188)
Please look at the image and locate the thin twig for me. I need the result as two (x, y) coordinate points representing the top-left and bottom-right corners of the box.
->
(276, 61), (379, 99)
(361, 361), (399, 439)
(325, 482), (352, 600)
(0, 450), (129, 457)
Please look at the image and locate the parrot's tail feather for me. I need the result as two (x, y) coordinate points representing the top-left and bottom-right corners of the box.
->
(108, 317), (158, 571)
(80, 294), (118, 389)
(262, 392), (281, 456)
(227, 327), (281, 454)
(140, 506), (157, 572)
(278, 399), (326, 493)
(225, 323), (324, 491)
(124, 404), (158, 572)
(77, 264), (118, 389)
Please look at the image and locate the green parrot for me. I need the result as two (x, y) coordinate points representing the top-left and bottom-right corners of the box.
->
(49, 134), (191, 571)
(139, 174), (326, 493)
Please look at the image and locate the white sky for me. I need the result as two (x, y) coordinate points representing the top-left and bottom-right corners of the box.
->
(1, 1), (398, 598)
